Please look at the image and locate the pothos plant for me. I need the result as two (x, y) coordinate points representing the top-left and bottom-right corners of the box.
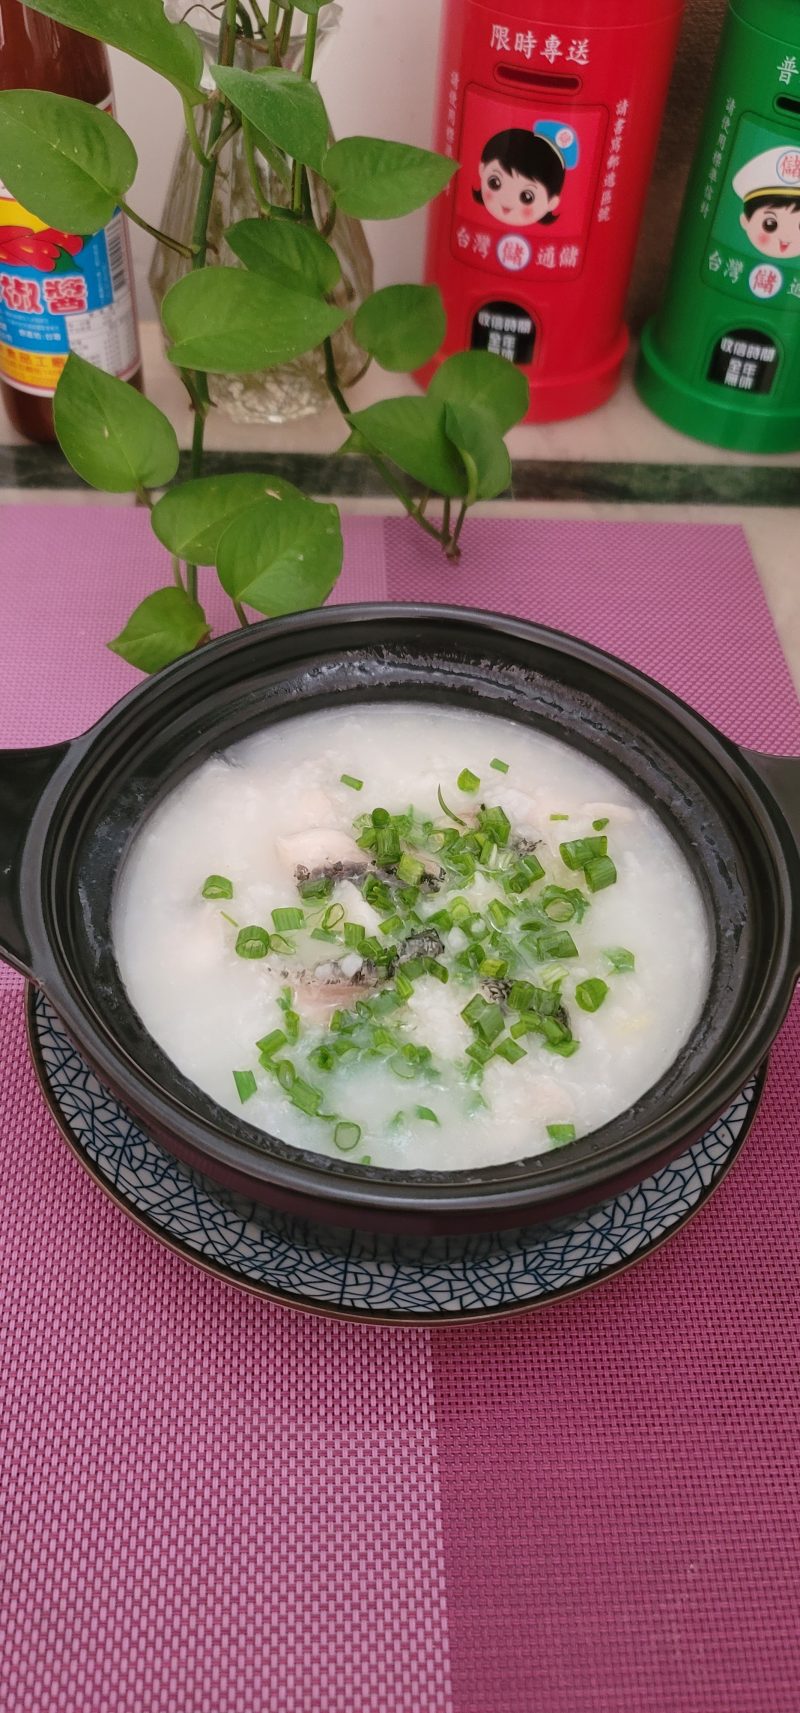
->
(0, 0), (528, 673)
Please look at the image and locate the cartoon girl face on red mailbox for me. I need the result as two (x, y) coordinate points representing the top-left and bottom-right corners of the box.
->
(473, 120), (580, 228)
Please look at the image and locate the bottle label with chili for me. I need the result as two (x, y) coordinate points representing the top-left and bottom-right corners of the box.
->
(0, 175), (140, 396)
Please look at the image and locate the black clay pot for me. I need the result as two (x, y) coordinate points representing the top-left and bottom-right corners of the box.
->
(1, 605), (799, 1235)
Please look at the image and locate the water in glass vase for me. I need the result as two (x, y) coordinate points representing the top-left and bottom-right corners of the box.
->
(150, 5), (374, 425)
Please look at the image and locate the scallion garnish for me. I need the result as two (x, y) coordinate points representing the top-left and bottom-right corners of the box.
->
(309, 1044), (337, 1073)
(585, 855), (617, 892)
(488, 898), (514, 928)
(477, 804), (511, 847)
(297, 874), (333, 902)
(397, 852), (425, 886)
(360, 1154), (372, 1165)
(256, 1028), (287, 1061)
(283, 1008), (301, 1043)
(343, 921), (366, 948)
(494, 1036), (527, 1064)
(559, 835), (607, 871)
(604, 946), (635, 973)
(437, 785), (466, 825)
(334, 1121), (362, 1152)
(490, 758), (509, 773)
(271, 906), (304, 932)
(525, 928), (578, 961)
(379, 913), (404, 938)
(547, 1123), (576, 1144)
(235, 925), (271, 959)
(415, 1106), (440, 1124)
(289, 1076), (323, 1115)
(457, 768), (480, 794)
(592, 817), (609, 831)
(549, 814), (569, 821)
(575, 978), (609, 1012)
(202, 874), (233, 900)
(276, 1060), (296, 1091)
(340, 774), (363, 791)
(394, 969), (414, 1001)
(424, 958), (449, 983)
(233, 1068), (257, 1102)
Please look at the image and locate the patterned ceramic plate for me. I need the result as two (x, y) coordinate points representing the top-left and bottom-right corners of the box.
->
(28, 989), (764, 1325)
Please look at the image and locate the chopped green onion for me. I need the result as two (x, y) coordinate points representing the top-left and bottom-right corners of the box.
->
(202, 874), (233, 900)
(379, 913), (404, 937)
(475, 1002), (505, 1044)
(271, 906), (304, 932)
(276, 1060), (296, 1091)
(415, 1106), (440, 1124)
(389, 1053), (417, 1080)
(334, 1121), (362, 1152)
(235, 925), (271, 959)
(510, 1013), (544, 1039)
(397, 852), (425, 886)
(394, 969), (414, 1001)
(505, 853), (545, 893)
(340, 774), (363, 791)
(461, 994), (488, 1027)
(283, 1008), (300, 1043)
(359, 935), (383, 962)
(287, 1076), (322, 1115)
(541, 1015), (570, 1045)
(560, 835), (607, 871)
(371, 807), (390, 827)
(309, 1044), (337, 1073)
(375, 827), (402, 864)
(330, 1009), (354, 1033)
(256, 1028), (287, 1061)
(526, 928), (579, 961)
(488, 898), (514, 928)
(437, 784), (466, 825)
(423, 958), (449, 984)
(297, 874), (333, 902)
(363, 875), (393, 912)
(426, 908), (453, 933)
(494, 1036), (527, 1064)
(233, 1068), (257, 1102)
(592, 817), (609, 831)
(547, 1123), (576, 1144)
(549, 813), (569, 821)
(457, 768), (480, 794)
(220, 912), (238, 928)
(449, 896), (472, 925)
(397, 885), (420, 911)
(465, 1040), (493, 1066)
(575, 978), (609, 1012)
(477, 804), (511, 847)
(546, 1038), (580, 1058)
(508, 979), (535, 1012)
(604, 946), (635, 973)
(310, 927), (339, 944)
(490, 758), (509, 773)
(479, 956), (508, 980)
(466, 914), (490, 941)
(277, 987), (293, 1011)
(360, 1154), (372, 1165)
(585, 855), (617, 892)
(321, 903), (344, 931)
(344, 921), (366, 949)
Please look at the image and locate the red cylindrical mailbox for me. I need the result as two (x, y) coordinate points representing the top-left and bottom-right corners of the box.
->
(420, 0), (685, 422)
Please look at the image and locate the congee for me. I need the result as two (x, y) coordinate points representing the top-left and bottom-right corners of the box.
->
(113, 703), (711, 1170)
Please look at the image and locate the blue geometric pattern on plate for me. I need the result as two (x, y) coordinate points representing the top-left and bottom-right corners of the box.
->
(33, 991), (758, 1321)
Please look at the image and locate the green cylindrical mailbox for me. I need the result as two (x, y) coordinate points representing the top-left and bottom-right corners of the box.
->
(637, 0), (800, 451)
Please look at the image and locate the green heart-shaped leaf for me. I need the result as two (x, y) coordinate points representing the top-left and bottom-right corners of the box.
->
(428, 349), (529, 434)
(212, 64), (330, 175)
(353, 285), (445, 372)
(346, 396), (467, 497)
(0, 92), (137, 231)
(216, 494), (343, 616)
(322, 137), (457, 219)
(444, 401), (511, 502)
(161, 266), (346, 373)
(109, 588), (210, 674)
(225, 217), (340, 296)
(18, 0), (204, 102)
(54, 354), (179, 492)
(151, 472), (306, 565)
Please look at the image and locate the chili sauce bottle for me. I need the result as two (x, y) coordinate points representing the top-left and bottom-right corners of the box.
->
(0, 2), (141, 442)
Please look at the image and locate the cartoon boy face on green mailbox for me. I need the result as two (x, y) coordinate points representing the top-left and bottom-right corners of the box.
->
(734, 144), (800, 260)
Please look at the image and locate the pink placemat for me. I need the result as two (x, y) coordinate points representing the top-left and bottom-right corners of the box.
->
(1, 506), (799, 1713)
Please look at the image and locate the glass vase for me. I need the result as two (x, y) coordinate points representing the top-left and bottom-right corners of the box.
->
(149, 8), (374, 424)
